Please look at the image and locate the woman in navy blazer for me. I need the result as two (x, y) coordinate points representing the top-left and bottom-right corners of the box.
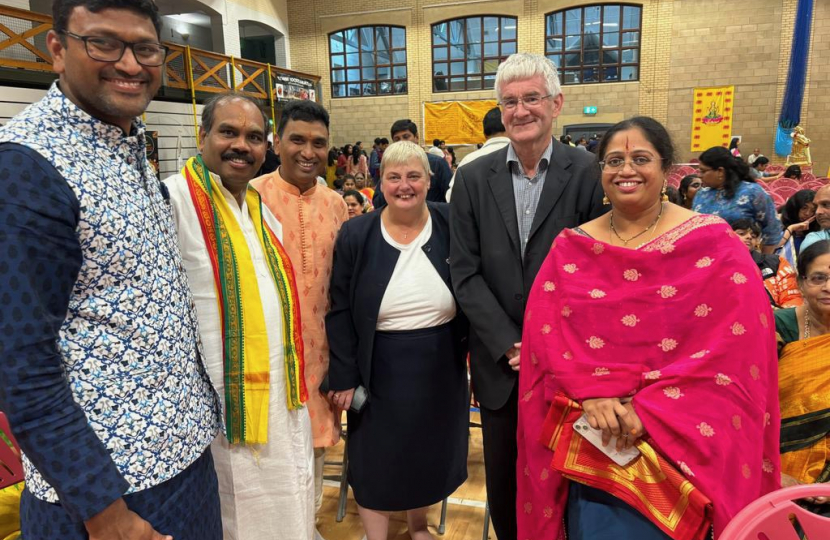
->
(326, 141), (468, 540)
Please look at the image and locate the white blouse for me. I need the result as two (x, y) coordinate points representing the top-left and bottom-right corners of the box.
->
(377, 215), (457, 331)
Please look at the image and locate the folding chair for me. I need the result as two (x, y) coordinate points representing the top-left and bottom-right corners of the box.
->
(719, 484), (830, 540)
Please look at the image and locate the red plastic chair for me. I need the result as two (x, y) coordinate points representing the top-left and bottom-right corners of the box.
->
(720, 484), (830, 540)
(803, 180), (827, 190)
(773, 178), (801, 189)
(0, 412), (24, 490)
(772, 187), (799, 203)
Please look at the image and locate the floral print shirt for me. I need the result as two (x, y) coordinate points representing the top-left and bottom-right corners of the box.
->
(693, 181), (783, 245)
(0, 83), (220, 521)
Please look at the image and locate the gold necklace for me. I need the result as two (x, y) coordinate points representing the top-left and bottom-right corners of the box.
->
(802, 308), (827, 339)
(609, 203), (664, 247)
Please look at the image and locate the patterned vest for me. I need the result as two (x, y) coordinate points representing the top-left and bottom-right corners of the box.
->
(0, 84), (220, 501)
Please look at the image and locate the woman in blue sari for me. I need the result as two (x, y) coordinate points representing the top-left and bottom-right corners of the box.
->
(693, 146), (783, 253)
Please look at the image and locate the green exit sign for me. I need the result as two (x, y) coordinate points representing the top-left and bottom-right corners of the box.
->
(583, 106), (598, 115)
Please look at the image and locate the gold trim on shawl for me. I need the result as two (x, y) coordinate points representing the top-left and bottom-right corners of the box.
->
(563, 436), (696, 530)
(641, 214), (726, 253)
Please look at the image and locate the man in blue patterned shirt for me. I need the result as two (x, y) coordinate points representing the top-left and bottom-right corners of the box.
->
(0, 1), (222, 539)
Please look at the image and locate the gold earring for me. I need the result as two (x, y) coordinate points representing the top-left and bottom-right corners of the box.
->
(661, 180), (669, 202)
(603, 193), (610, 205)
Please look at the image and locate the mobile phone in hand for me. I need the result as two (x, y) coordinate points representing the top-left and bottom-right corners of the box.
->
(573, 414), (640, 466)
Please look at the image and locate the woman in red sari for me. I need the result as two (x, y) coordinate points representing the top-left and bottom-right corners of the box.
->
(517, 117), (780, 540)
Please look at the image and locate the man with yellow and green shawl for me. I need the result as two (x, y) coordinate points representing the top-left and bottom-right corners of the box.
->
(164, 92), (314, 540)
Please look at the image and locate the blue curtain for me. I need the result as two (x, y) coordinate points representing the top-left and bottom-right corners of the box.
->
(776, 0), (814, 156)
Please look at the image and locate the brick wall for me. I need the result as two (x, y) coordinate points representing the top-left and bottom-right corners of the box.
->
(805, 0), (830, 174)
(287, 0), (828, 171)
(666, 0), (785, 163)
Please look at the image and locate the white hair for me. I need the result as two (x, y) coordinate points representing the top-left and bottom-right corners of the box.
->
(379, 140), (430, 178)
(495, 53), (562, 101)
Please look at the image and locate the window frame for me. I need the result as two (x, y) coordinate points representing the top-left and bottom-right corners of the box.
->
(544, 4), (642, 86)
(430, 15), (518, 93)
(328, 25), (408, 98)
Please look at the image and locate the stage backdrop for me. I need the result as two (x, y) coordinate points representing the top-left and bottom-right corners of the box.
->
(424, 100), (497, 145)
(690, 86), (735, 152)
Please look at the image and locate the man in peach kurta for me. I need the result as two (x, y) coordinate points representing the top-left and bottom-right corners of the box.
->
(251, 100), (347, 538)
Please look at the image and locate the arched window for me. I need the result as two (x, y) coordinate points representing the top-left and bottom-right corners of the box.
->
(545, 4), (641, 85)
(329, 26), (407, 98)
(431, 15), (517, 92)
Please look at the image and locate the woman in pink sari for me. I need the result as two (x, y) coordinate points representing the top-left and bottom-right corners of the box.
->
(517, 117), (780, 540)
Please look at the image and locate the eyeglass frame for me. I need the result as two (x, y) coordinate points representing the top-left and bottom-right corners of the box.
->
(598, 156), (669, 171)
(498, 94), (554, 110)
(61, 31), (168, 67)
(801, 273), (830, 288)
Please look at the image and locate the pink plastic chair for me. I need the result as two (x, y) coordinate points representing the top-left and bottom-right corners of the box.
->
(0, 411), (24, 490)
(720, 484), (830, 540)
(772, 178), (801, 189)
(803, 180), (827, 190)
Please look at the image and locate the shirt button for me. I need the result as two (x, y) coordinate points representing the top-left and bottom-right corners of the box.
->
(525, 210), (530, 215)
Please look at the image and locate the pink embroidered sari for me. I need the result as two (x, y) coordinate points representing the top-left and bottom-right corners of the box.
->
(517, 215), (781, 540)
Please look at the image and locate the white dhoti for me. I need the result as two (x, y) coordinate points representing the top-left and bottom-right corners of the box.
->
(166, 173), (315, 540)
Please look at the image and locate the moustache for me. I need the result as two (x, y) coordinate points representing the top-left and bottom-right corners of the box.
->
(221, 152), (255, 164)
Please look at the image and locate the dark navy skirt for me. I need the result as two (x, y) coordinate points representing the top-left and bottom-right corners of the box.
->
(567, 482), (673, 540)
(347, 321), (468, 511)
(21, 448), (221, 540)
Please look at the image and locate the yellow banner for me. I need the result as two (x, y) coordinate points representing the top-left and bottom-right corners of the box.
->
(424, 100), (498, 145)
(690, 86), (734, 152)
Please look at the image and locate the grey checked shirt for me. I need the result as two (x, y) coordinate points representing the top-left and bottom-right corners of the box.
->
(507, 140), (554, 256)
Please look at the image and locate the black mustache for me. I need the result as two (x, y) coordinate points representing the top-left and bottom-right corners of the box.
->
(221, 152), (254, 164)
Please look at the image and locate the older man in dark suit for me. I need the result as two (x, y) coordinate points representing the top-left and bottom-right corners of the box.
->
(449, 53), (606, 540)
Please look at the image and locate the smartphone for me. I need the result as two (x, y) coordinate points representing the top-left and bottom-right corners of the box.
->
(319, 375), (369, 413)
(573, 414), (640, 466)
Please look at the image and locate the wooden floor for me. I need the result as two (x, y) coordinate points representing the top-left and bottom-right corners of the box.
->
(316, 412), (496, 540)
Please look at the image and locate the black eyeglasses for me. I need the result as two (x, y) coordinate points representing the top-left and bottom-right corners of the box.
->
(63, 32), (168, 66)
